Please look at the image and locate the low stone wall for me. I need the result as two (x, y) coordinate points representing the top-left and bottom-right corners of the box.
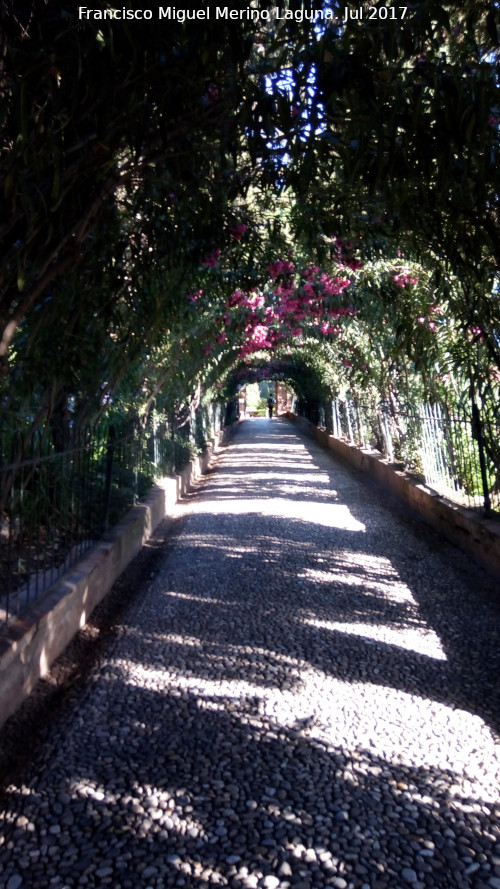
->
(286, 412), (500, 580)
(0, 425), (234, 729)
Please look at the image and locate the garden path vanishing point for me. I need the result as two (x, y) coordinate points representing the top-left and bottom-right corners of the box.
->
(1, 417), (500, 889)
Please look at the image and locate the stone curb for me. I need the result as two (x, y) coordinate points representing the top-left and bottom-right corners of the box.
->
(0, 424), (235, 729)
(285, 412), (500, 580)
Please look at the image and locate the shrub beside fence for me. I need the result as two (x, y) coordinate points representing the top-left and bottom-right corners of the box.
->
(0, 404), (225, 625)
(300, 396), (500, 516)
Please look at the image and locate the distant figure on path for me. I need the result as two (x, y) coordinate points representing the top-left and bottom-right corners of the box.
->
(267, 396), (275, 418)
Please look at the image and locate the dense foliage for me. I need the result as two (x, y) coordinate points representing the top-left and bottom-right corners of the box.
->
(1, 1), (499, 445)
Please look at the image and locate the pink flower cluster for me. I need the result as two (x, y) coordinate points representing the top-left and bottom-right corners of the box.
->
(416, 303), (445, 332)
(467, 325), (484, 342)
(230, 261), (358, 359)
(188, 251), (363, 363)
(393, 273), (418, 288)
(267, 259), (295, 280)
(417, 316), (436, 330)
(228, 223), (247, 242)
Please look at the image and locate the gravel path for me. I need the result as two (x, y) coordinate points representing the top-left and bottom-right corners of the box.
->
(1, 417), (500, 889)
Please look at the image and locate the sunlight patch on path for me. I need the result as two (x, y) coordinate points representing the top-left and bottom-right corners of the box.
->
(299, 617), (447, 661)
(114, 643), (500, 803)
(187, 497), (366, 531)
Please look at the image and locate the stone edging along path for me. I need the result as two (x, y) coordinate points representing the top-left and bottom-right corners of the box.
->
(285, 412), (500, 581)
(0, 426), (235, 730)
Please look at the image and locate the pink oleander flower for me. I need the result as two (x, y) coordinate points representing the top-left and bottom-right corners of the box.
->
(202, 248), (221, 268)
(228, 223), (247, 242)
(247, 293), (265, 308)
(226, 289), (245, 308)
(394, 273), (418, 288)
(250, 324), (270, 345)
(319, 273), (351, 296)
(304, 265), (319, 279)
(268, 259), (295, 279)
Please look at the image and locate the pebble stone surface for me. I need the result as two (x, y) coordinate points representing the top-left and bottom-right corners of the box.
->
(1, 417), (500, 889)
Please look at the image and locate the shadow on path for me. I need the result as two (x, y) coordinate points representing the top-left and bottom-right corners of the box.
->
(177, 419), (500, 734)
(1, 418), (499, 889)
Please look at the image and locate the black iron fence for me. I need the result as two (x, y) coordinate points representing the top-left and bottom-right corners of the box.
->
(0, 404), (225, 625)
(328, 397), (500, 515)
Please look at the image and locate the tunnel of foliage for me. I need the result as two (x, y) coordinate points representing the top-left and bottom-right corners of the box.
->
(1, 1), (499, 487)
